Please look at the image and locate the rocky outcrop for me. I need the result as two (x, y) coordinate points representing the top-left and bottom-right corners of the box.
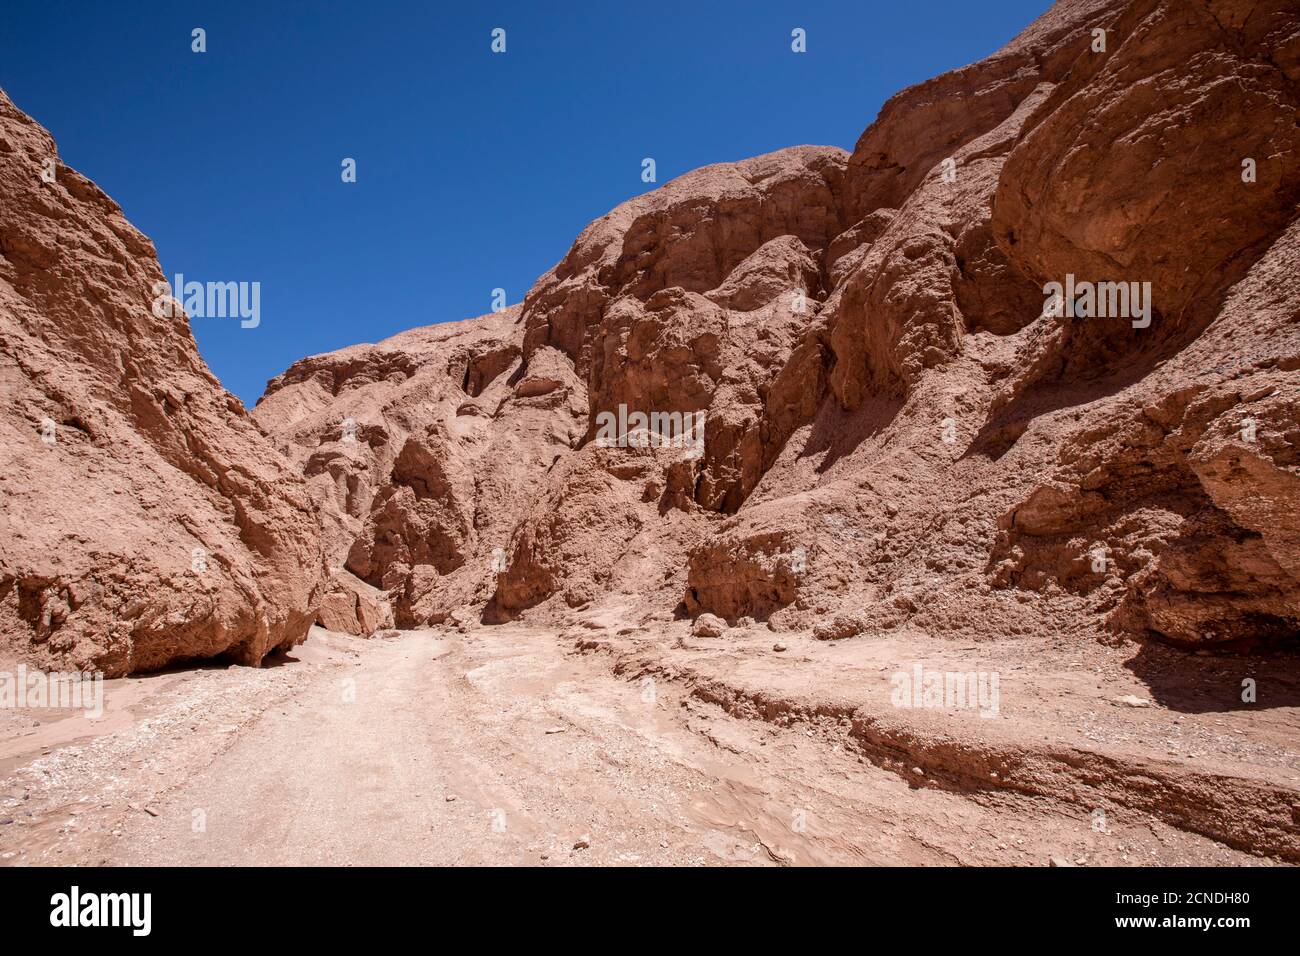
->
(255, 306), (587, 627)
(980, 0), (1300, 647)
(317, 570), (394, 636)
(0, 89), (325, 675)
(257, 0), (1299, 651)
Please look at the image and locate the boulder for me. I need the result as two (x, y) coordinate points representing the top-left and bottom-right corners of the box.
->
(317, 571), (394, 636)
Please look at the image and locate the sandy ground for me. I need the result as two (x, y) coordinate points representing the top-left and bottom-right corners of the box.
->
(1, 622), (1296, 866)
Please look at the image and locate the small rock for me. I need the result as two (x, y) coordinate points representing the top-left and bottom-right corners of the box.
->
(573, 838), (590, 850)
(544, 726), (567, 735)
(143, 806), (160, 817)
(691, 614), (726, 638)
(772, 643), (787, 652)
(812, 613), (867, 642)
(444, 795), (457, 802)
(1114, 695), (1151, 708)
(1049, 856), (1073, 867)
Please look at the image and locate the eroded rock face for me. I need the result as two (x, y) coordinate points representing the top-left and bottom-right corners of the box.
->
(317, 570), (394, 637)
(979, 0), (1300, 647)
(0, 89), (325, 675)
(257, 0), (1300, 651)
(256, 306), (588, 628)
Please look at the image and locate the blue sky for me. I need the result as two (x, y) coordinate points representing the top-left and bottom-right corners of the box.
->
(0, 1), (1047, 406)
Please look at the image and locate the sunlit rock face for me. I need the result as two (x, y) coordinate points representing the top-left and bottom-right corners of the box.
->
(0, 89), (325, 675)
(256, 0), (1299, 650)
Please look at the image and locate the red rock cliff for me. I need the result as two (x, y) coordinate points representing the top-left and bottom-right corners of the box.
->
(0, 90), (326, 675)
(254, 0), (1298, 650)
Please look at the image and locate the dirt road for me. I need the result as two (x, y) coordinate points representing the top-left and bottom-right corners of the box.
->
(0, 624), (1291, 866)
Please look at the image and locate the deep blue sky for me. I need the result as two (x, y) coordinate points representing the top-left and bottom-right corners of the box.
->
(0, 1), (1047, 406)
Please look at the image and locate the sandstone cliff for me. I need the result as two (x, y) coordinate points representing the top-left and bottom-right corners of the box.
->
(0, 90), (325, 675)
(252, 0), (1295, 651)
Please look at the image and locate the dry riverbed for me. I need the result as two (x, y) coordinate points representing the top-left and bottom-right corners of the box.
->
(1, 623), (1295, 866)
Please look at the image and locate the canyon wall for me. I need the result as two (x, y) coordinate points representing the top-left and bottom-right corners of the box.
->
(258, 0), (1299, 650)
(0, 90), (325, 675)
(5, 0), (1293, 674)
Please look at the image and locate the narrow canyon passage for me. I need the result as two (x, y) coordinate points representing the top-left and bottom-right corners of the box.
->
(1, 627), (1283, 866)
(1, 0), (1297, 899)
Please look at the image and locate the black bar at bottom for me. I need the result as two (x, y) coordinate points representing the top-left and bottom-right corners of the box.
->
(0, 865), (1290, 940)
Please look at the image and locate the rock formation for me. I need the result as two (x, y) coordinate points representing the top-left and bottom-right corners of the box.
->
(6, 0), (1293, 677)
(257, 0), (1299, 652)
(0, 89), (325, 676)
